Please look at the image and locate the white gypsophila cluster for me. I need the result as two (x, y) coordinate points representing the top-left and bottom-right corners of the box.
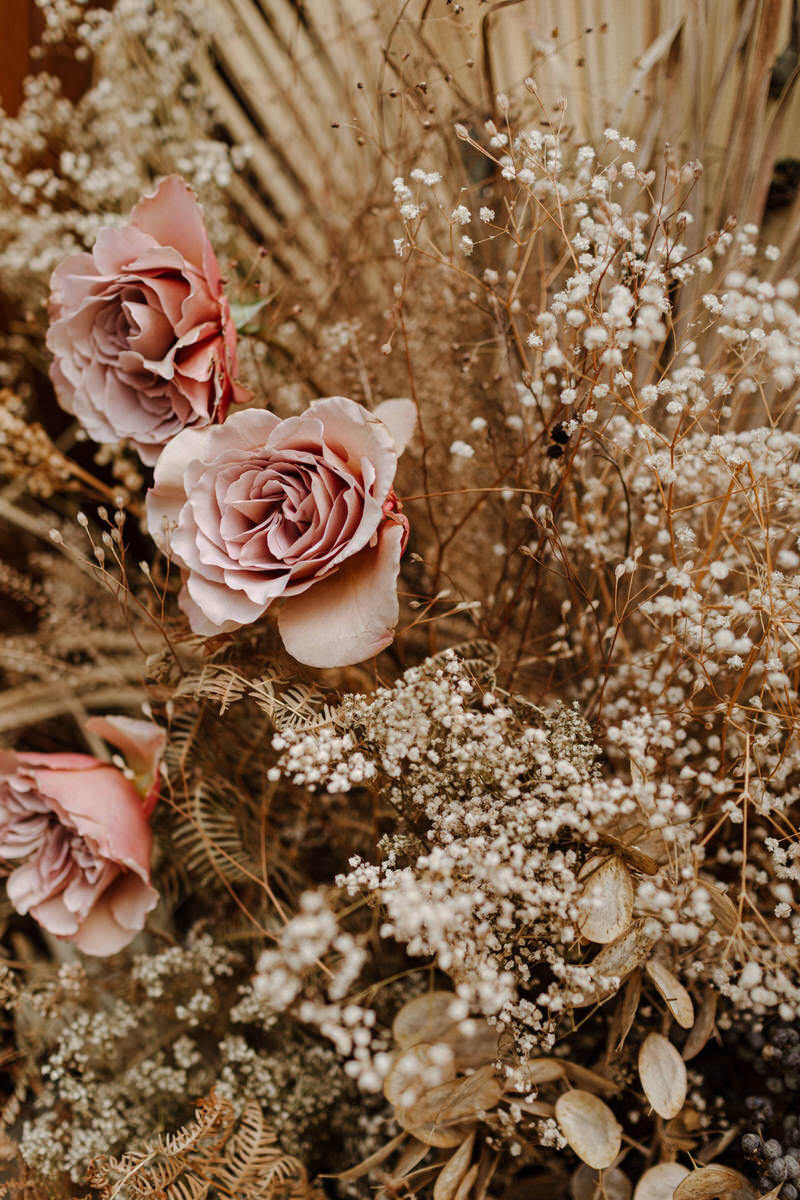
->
(389, 118), (800, 1020)
(0, 0), (246, 295)
(275, 653), (708, 1053)
(241, 891), (389, 1092)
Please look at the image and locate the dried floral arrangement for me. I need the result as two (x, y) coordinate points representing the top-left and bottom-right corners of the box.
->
(1, 2), (800, 1199)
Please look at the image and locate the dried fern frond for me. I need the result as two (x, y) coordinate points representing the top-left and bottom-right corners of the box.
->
(87, 1091), (324, 1200)
(248, 678), (338, 732)
(169, 776), (264, 888)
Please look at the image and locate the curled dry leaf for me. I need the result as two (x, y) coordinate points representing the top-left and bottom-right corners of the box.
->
(574, 919), (663, 1006)
(613, 970), (642, 1052)
(672, 1165), (751, 1199)
(384, 1043), (456, 1108)
(578, 856), (635, 944)
(555, 1090), (622, 1170)
(638, 1033), (687, 1119)
(645, 961), (694, 1029)
(633, 1162), (691, 1200)
(682, 989), (718, 1062)
(433, 1131), (475, 1200)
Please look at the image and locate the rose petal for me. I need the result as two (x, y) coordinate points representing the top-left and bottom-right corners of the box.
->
(146, 426), (212, 550)
(71, 874), (158, 955)
(373, 398), (417, 455)
(129, 176), (221, 287)
(84, 716), (165, 781)
(181, 572), (269, 632)
(21, 763), (152, 880)
(278, 520), (404, 667)
(301, 396), (398, 504)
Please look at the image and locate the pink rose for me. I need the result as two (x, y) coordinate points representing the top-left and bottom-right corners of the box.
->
(47, 176), (248, 465)
(146, 396), (416, 667)
(0, 717), (164, 956)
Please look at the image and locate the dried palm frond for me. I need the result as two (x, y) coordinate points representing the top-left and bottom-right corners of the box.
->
(196, 0), (800, 288)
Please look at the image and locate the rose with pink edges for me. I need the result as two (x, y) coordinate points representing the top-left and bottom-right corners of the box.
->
(0, 717), (164, 956)
(146, 396), (416, 668)
(47, 176), (248, 464)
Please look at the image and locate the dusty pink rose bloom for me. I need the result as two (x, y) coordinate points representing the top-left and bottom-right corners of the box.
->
(0, 717), (163, 956)
(146, 396), (416, 667)
(47, 176), (247, 464)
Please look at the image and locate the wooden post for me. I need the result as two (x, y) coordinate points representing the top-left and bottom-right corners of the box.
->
(0, 0), (96, 117)
(0, 0), (32, 116)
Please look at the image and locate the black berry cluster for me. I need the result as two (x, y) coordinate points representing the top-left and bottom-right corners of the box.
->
(737, 1022), (800, 1200)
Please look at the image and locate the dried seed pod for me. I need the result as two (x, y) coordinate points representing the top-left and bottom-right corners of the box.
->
(408, 1065), (503, 1126)
(571, 1164), (632, 1199)
(633, 1163), (691, 1199)
(645, 961), (694, 1029)
(578, 857), (635, 944)
(395, 1115), (473, 1148)
(672, 1164), (751, 1198)
(638, 1033), (687, 1119)
(555, 1090), (622, 1170)
(573, 919), (663, 1005)
(384, 1043), (456, 1108)
(393, 991), (462, 1048)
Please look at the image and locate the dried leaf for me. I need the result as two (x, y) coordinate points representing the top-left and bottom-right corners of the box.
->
(454, 1162), (480, 1200)
(699, 879), (739, 934)
(433, 1132), (475, 1200)
(506, 1057), (566, 1090)
(613, 970), (642, 1052)
(384, 1044), (456, 1108)
(646, 961), (694, 1029)
(578, 857), (635, 944)
(562, 1062), (620, 1095)
(393, 992), (462, 1048)
(633, 1163), (691, 1199)
(385, 1137), (432, 1181)
(682, 990), (718, 1062)
(338, 1131), (407, 1181)
(571, 1164), (632, 1199)
(395, 1118), (474, 1149)
(638, 1033), (687, 1119)
(516, 1100), (555, 1117)
(598, 831), (659, 876)
(555, 1090), (622, 1170)
(574, 919), (663, 1006)
(673, 1164), (750, 1199)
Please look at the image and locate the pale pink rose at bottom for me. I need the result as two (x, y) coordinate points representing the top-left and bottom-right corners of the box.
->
(0, 718), (163, 955)
(146, 395), (417, 668)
